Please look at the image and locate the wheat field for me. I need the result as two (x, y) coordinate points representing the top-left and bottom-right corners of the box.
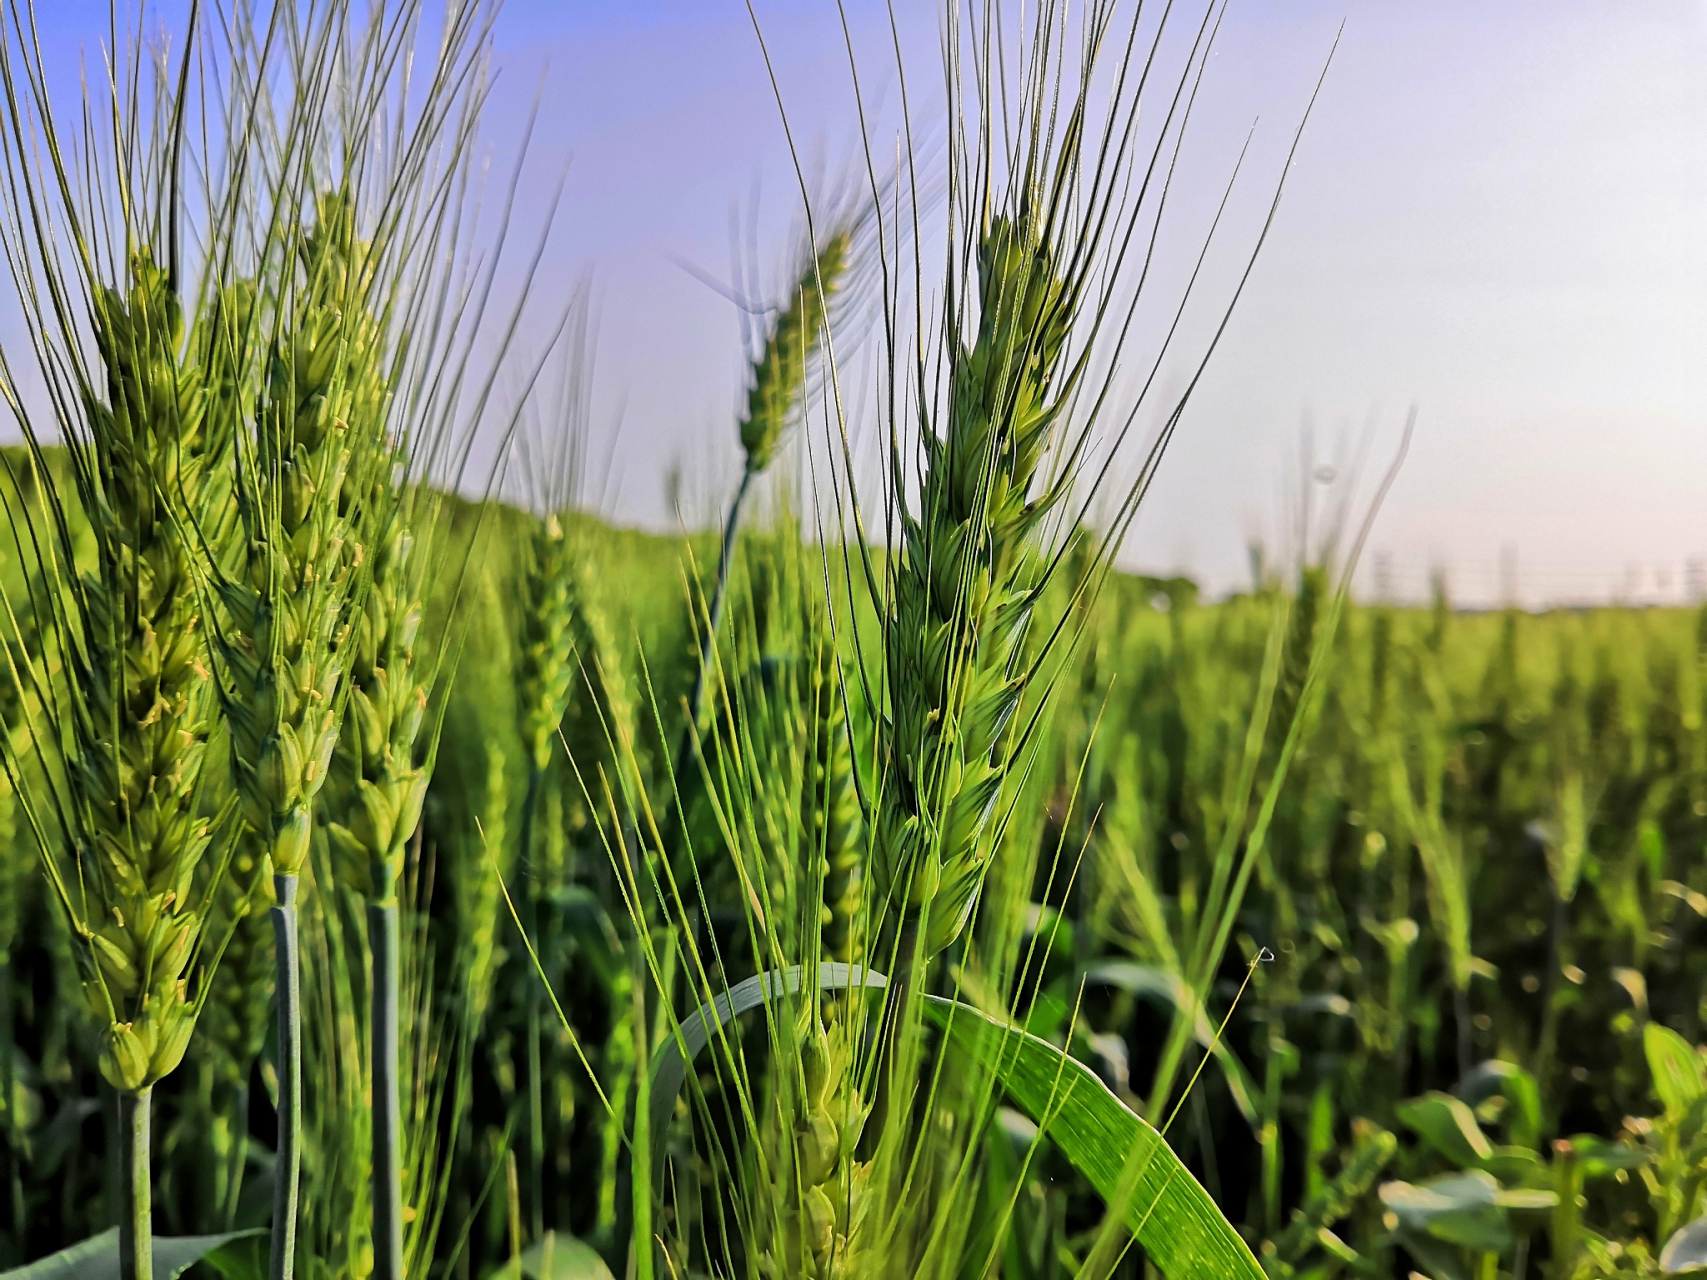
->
(0, 2), (1702, 1280)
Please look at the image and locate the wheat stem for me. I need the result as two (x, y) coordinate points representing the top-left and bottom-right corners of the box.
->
(686, 466), (755, 734)
(119, 1086), (154, 1280)
(372, 891), (405, 1280)
(269, 873), (302, 1280)
(520, 762), (546, 1238)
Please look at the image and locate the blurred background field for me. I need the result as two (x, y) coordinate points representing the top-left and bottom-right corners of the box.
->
(8, 453), (1707, 1275)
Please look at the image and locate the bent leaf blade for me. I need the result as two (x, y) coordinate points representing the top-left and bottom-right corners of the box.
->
(922, 995), (1262, 1280)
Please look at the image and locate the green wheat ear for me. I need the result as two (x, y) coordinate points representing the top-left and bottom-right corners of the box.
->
(204, 188), (394, 1280)
(73, 248), (229, 1094)
(684, 227), (854, 745)
(872, 208), (1073, 957)
(753, 1005), (874, 1280)
(218, 190), (383, 882)
(312, 183), (429, 908)
(518, 513), (579, 772)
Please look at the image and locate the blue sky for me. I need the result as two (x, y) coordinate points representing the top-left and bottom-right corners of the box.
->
(22, 2), (1707, 604)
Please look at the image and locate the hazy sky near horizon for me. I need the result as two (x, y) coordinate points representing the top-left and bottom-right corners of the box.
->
(19, 1), (1707, 604)
(488, 0), (1707, 605)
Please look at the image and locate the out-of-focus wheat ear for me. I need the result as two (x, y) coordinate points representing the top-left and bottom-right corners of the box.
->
(686, 228), (851, 737)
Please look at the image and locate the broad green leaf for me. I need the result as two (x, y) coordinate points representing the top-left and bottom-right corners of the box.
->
(921, 995), (1262, 1280)
(0, 1229), (266, 1280)
(1380, 1172), (1511, 1253)
(518, 1231), (615, 1279)
(1396, 1092), (1493, 1168)
(1661, 1215), (1707, 1274)
(1494, 1188), (1556, 1212)
(1499, 1072), (1542, 1151)
(199, 1234), (266, 1280)
(1645, 1024), (1707, 1117)
(1386, 1228), (1471, 1280)
(1025, 987), (1072, 1040)
(1480, 1146), (1543, 1188)
(1461, 1060), (1542, 1150)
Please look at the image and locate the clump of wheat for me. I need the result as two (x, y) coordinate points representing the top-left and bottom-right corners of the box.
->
(870, 210), (1073, 956)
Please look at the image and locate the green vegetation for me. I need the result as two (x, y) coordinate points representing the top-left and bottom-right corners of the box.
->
(0, 2), (1704, 1280)
(14, 469), (1707, 1278)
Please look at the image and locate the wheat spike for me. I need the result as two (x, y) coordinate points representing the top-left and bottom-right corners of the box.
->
(871, 210), (1073, 956)
(218, 192), (384, 880)
(63, 250), (233, 1094)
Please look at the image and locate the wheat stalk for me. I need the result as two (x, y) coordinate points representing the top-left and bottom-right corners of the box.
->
(206, 188), (388, 1280)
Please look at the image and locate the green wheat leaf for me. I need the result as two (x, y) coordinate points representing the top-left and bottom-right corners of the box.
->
(1395, 1092), (1494, 1167)
(0, 1229), (265, 1280)
(1645, 1024), (1707, 1117)
(921, 996), (1263, 1280)
(517, 1231), (615, 1279)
